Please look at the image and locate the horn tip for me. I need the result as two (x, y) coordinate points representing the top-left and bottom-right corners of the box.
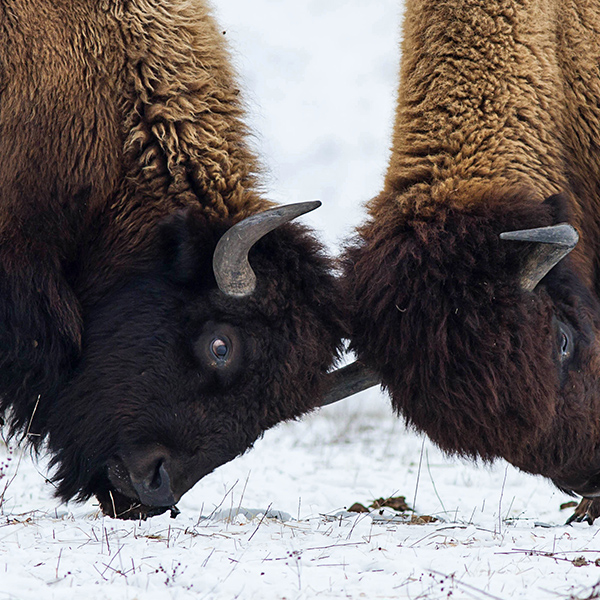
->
(500, 223), (579, 248)
(297, 200), (321, 213)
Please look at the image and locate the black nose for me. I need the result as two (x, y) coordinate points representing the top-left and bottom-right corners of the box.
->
(130, 460), (176, 507)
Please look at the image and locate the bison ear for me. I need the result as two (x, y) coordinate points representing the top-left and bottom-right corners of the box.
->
(159, 209), (221, 285)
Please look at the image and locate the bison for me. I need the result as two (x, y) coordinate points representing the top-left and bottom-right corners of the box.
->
(343, 0), (600, 523)
(0, 1), (346, 519)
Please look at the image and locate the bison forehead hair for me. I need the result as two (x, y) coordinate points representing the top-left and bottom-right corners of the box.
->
(346, 189), (600, 491)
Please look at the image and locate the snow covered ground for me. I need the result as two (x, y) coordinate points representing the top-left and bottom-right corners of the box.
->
(2, 1), (600, 599)
(2, 396), (600, 600)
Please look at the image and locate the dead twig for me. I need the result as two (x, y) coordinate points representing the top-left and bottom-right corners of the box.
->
(428, 568), (507, 600)
(248, 503), (273, 542)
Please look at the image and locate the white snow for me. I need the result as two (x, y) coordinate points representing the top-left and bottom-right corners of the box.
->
(2, 396), (599, 599)
(2, 1), (599, 599)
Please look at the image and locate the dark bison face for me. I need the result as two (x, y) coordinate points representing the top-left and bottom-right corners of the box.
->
(345, 191), (600, 492)
(46, 205), (345, 519)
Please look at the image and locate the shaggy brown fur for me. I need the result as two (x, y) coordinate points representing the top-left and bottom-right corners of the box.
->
(344, 0), (600, 521)
(0, 1), (344, 518)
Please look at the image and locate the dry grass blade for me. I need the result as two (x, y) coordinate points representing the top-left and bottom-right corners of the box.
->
(0, 396), (41, 510)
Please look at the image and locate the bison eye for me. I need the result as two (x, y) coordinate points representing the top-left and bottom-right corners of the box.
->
(210, 338), (230, 360)
(195, 322), (241, 379)
(557, 320), (574, 363)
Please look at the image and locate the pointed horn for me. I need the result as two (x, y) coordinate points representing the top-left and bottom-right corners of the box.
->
(500, 223), (579, 292)
(318, 361), (380, 407)
(213, 201), (321, 297)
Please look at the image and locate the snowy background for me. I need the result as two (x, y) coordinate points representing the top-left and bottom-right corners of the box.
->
(2, 1), (600, 599)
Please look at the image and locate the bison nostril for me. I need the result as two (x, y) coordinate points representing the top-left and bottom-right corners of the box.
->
(149, 461), (164, 491)
(131, 461), (176, 507)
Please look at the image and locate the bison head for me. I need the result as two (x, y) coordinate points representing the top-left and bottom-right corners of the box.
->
(44, 202), (345, 519)
(344, 190), (600, 496)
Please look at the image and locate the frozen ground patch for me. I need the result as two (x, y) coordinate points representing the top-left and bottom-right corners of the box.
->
(1, 392), (600, 599)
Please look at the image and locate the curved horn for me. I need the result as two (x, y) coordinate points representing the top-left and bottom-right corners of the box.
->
(213, 201), (321, 297)
(319, 361), (380, 407)
(500, 223), (579, 292)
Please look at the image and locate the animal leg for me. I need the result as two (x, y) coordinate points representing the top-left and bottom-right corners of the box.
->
(566, 498), (600, 526)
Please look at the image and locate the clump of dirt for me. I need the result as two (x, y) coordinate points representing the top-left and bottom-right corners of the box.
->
(347, 503), (370, 513)
(370, 496), (411, 511)
(573, 556), (589, 567)
(347, 495), (439, 523)
(410, 514), (438, 524)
